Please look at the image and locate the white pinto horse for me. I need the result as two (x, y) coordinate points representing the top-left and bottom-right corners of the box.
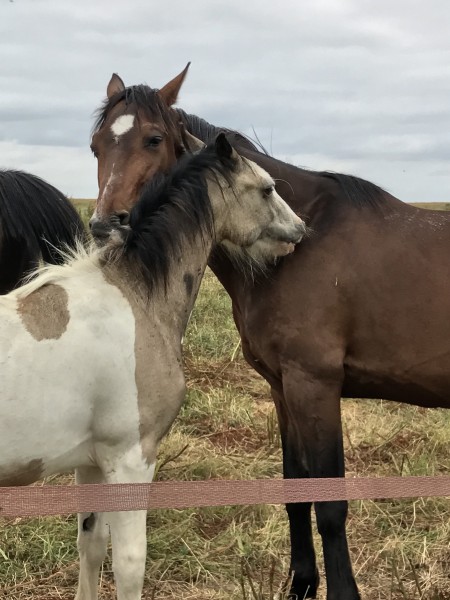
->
(0, 133), (306, 600)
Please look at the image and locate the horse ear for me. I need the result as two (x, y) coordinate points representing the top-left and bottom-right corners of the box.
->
(215, 133), (236, 159)
(107, 73), (126, 99)
(182, 127), (206, 153)
(158, 62), (190, 106)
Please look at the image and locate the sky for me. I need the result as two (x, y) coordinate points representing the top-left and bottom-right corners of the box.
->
(1, 0), (450, 202)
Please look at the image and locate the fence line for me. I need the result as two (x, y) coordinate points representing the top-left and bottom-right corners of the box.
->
(1, 476), (450, 518)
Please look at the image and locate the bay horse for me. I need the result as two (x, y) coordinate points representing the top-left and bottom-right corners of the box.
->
(0, 134), (305, 600)
(0, 169), (86, 293)
(90, 67), (450, 600)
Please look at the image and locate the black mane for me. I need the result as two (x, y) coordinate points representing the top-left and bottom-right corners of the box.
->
(0, 169), (85, 264)
(176, 109), (386, 209)
(176, 109), (261, 154)
(93, 84), (181, 140)
(111, 139), (238, 292)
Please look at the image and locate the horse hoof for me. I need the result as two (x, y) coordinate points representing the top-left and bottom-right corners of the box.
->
(285, 569), (320, 599)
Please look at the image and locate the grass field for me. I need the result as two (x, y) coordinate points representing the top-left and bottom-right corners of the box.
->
(412, 202), (450, 211)
(0, 201), (449, 599)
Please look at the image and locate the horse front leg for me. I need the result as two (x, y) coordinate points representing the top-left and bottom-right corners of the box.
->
(107, 509), (148, 600)
(75, 466), (110, 600)
(271, 388), (319, 598)
(100, 445), (156, 600)
(282, 370), (360, 600)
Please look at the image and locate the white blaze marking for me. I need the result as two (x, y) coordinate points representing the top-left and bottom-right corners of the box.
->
(99, 162), (116, 203)
(111, 114), (135, 143)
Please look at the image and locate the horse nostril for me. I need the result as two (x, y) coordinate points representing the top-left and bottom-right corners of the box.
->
(115, 210), (130, 226)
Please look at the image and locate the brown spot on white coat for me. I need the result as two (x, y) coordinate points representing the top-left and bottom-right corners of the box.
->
(18, 284), (70, 341)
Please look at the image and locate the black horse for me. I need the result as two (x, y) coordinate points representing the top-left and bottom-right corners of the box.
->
(0, 169), (86, 294)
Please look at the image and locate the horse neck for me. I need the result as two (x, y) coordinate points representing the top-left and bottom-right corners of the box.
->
(161, 178), (232, 332)
(162, 232), (213, 335)
(105, 229), (214, 342)
(160, 177), (238, 333)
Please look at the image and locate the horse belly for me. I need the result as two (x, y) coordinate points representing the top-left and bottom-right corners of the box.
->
(343, 223), (450, 408)
(343, 358), (450, 408)
(0, 345), (96, 482)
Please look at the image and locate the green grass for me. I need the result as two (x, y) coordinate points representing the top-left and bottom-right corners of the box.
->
(0, 201), (449, 598)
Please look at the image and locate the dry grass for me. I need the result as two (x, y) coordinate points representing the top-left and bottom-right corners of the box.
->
(413, 202), (450, 211)
(0, 203), (449, 599)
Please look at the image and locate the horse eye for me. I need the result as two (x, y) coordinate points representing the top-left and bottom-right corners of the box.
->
(90, 145), (99, 159)
(263, 185), (274, 198)
(144, 136), (163, 148)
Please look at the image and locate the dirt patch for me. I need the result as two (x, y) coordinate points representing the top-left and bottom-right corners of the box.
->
(205, 426), (265, 452)
(185, 356), (270, 401)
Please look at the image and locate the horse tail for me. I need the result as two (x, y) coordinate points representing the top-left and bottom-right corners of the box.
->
(0, 169), (86, 264)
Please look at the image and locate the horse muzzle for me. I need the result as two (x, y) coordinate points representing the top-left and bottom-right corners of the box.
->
(90, 211), (130, 243)
(271, 220), (307, 245)
(89, 217), (113, 241)
(270, 221), (307, 256)
(290, 220), (307, 244)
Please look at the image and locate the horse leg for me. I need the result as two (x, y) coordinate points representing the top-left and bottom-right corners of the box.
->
(75, 467), (110, 600)
(101, 446), (156, 600)
(283, 371), (360, 600)
(272, 388), (319, 598)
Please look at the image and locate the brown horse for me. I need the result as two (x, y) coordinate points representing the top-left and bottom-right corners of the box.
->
(90, 67), (450, 600)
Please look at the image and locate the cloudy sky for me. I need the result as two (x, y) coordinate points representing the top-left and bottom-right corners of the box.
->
(1, 0), (450, 202)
